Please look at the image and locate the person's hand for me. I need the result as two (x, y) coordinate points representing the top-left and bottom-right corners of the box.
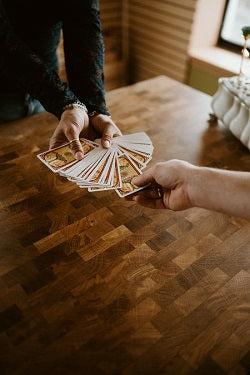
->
(49, 107), (89, 160)
(89, 114), (122, 148)
(128, 159), (196, 211)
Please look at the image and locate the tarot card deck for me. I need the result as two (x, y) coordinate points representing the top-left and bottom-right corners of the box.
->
(37, 132), (153, 197)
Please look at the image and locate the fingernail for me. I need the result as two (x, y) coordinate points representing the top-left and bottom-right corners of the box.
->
(75, 151), (84, 160)
(131, 178), (139, 186)
(103, 140), (110, 148)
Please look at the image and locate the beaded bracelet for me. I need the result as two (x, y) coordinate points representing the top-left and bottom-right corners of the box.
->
(63, 101), (88, 114)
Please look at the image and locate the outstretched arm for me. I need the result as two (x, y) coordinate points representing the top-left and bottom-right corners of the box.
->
(61, 0), (122, 150)
(130, 160), (250, 219)
(62, 0), (109, 116)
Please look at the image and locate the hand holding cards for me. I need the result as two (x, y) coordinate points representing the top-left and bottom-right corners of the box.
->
(37, 132), (153, 197)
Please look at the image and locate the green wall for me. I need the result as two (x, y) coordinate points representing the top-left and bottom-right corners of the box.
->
(188, 66), (219, 96)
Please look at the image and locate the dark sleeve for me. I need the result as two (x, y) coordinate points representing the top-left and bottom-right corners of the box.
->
(0, 0), (79, 119)
(62, 0), (110, 116)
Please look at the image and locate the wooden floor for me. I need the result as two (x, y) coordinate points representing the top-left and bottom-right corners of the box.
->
(0, 77), (250, 375)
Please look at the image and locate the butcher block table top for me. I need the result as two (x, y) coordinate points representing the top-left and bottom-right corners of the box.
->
(1, 76), (250, 375)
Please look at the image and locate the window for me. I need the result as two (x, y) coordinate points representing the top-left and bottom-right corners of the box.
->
(219, 0), (250, 51)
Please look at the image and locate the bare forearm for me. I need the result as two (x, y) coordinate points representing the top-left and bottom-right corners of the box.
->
(189, 167), (250, 219)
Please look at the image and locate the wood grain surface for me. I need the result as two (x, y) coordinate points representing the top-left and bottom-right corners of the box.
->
(0, 76), (250, 375)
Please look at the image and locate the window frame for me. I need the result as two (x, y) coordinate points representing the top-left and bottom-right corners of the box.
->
(218, 0), (246, 53)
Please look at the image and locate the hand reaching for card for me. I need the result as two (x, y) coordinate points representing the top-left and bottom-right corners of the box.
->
(129, 160), (194, 210)
(49, 107), (122, 161)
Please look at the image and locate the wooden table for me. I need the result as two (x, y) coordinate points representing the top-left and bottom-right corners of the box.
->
(0, 76), (250, 375)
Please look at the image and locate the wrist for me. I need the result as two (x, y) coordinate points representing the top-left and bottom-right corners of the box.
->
(186, 165), (199, 208)
(61, 105), (89, 123)
(188, 166), (218, 210)
(63, 101), (88, 115)
(88, 111), (111, 119)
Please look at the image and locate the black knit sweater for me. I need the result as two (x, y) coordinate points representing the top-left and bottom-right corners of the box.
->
(0, 0), (110, 119)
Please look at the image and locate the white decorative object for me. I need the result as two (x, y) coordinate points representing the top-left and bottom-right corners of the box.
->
(229, 102), (249, 139)
(223, 96), (240, 129)
(211, 80), (234, 120)
(211, 75), (250, 150)
(241, 114), (250, 147)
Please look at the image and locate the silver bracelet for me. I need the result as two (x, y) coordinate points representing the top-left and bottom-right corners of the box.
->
(63, 101), (88, 114)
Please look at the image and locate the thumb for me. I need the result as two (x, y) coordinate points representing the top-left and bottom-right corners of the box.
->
(66, 129), (84, 160)
(132, 167), (156, 187)
(101, 125), (114, 148)
(69, 138), (84, 160)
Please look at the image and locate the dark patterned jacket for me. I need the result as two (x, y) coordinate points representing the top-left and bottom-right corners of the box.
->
(0, 0), (110, 118)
